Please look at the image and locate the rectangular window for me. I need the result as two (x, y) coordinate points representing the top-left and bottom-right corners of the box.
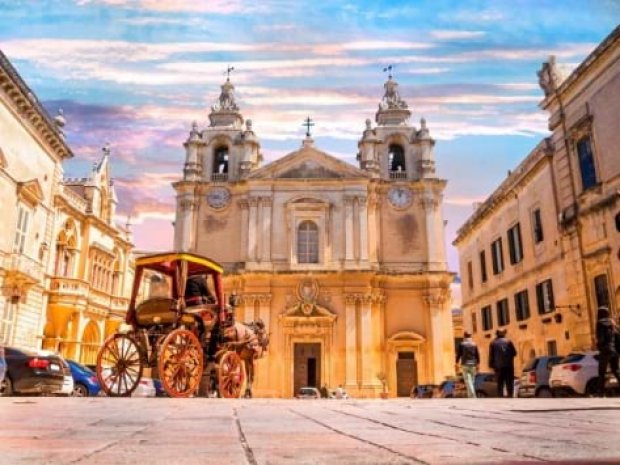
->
(0, 299), (17, 345)
(491, 238), (504, 275)
(536, 279), (555, 314)
(532, 209), (544, 243)
(481, 305), (493, 331)
(547, 340), (558, 357)
(594, 274), (610, 309)
(480, 251), (488, 283)
(507, 223), (523, 265)
(466, 261), (473, 290)
(471, 312), (478, 334)
(576, 136), (597, 191)
(514, 289), (531, 321)
(496, 298), (510, 326)
(12, 205), (30, 254)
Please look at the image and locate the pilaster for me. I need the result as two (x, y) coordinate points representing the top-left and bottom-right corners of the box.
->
(344, 293), (358, 387)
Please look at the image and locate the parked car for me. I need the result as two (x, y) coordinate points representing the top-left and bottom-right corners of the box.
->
(410, 384), (439, 399)
(99, 368), (156, 397)
(0, 346), (6, 386)
(67, 360), (101, 397)
(329, 388), (349, 399)
(550, 351), (619, 397)
(57, 358), (74, 396)
(465, 372), (521, 398)
(518, 355), (563, 398)
(440, 377), (465, 398)
(0, 347), (64, 396)
(297, 386), (321, 399)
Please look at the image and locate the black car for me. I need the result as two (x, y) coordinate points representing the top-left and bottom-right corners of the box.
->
(0, 347), (65, 396)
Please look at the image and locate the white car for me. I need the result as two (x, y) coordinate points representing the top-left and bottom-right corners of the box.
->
(37, 351), (73, 396)
(100, 368), (156, 397)
(549, 351), (619, 397)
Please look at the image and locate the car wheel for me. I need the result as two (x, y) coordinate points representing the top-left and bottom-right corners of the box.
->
(0, 377), (13, 397)
(585, 379), (599, 397)
(536, 387), (552, 398)
(72, 383), (89, 397)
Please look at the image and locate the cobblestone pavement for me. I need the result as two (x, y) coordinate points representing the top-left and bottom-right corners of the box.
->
(1, 397), (619, 465)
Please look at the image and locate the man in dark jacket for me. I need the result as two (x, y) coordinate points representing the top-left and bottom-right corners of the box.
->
(456, 331), (480, 398)
(489, 329), (517, 397)
(185, 275), (214, 307)
(596, 306), (620, 396)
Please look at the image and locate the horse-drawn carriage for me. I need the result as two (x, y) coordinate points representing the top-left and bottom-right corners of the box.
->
(96, 252), (268, 398)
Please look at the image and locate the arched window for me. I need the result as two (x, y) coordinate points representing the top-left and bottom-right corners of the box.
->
(388, 144), (405, 172)
(214, 146), (229, 174)
(297, 220), (319, 264)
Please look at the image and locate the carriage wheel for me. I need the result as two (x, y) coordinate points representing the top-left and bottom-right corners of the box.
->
(96, 333), (143, 397)
(218, 351), (246, 399)
(158, 329), (203, 398)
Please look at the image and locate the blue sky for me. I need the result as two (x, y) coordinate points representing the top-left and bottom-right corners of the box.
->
(0, 0), (617, 270)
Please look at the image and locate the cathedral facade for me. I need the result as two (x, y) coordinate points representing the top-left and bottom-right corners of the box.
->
(173, 76), (455, 398)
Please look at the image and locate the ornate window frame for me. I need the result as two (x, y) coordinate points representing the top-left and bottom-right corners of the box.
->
(286, 197), (330, 270)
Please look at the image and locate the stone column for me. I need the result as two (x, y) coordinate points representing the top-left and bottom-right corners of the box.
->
(344, 196), (355, 262)
(247, 197), (259, 262)
(175, 196), (197, 252)
(420, 192), (440, 270)
(258, 294), (272, 333)
(345, 294), (358, 387)
(238, 199), (249, 262)
(426, 291), (449, 383)
(261, 198), (272, 263)
(360, 294), (374, 386)
(358, 196), (369, 262)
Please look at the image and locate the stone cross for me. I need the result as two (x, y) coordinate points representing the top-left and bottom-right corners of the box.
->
(302, 116), (315, 137)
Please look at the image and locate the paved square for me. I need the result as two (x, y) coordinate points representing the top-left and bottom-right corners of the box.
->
(1, 398), (619, 464)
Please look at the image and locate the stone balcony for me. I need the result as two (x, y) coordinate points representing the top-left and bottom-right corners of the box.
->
(389, 171), (407, 180)
(48, 276), (129, 317)
(211, 173), (229, 182)
(1, 252), (45, 286)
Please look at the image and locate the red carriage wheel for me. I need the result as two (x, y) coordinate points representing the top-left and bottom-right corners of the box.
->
(158, 329), (203, 398)
(218, 351), (246, 398)
(96, 333), (143, 397)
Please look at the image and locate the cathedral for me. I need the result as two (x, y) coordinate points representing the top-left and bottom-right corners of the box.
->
(173, 74), (455, 398)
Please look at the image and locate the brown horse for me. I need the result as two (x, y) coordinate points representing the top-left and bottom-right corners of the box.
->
(221, 319), (269, 398)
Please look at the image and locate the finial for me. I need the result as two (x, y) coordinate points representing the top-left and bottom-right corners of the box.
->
(189, 120), (199, 138)
(224, 65), (235, 81)
(383, 64), (394, 80)
(420, 117), (426, 129)
(102, 142), (111, 157)
(125, 215), (132, 230)
(365, 118), (372, 131)
(302, 116), (315, 138)
(54, 108), (66, 129)
(246, 119), (253, 131)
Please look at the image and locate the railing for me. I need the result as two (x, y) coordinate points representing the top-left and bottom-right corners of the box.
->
(1, 252), (45, 282)
(111, 297), (130, 312)
(211, 173), (229, 182)
(389, 171), (408, 180)
(49, 277), (90, 295)
(60, 185), (88, 212)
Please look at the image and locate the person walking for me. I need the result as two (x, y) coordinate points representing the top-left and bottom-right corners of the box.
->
(456, 331), (480, 398)
(489, 329), (517, 397)
(595, 306), (620, 396)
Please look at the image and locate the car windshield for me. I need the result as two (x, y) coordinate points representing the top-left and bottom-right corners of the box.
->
(522, 358), (539, 371)
(558, 353), (585, 364)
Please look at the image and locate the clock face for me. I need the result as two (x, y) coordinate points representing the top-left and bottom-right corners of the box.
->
(388, 186), (412, 209)
(206, 187), (231, 209)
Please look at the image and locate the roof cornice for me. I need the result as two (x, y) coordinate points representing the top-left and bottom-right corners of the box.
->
(0, 50), (73, 161)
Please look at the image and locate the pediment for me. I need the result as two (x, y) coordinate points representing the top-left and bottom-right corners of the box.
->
(17, 179), (44, 207)
(387, 331), (426, 344)
(281, 302), (337, 321)
(248, 145), (369, 181)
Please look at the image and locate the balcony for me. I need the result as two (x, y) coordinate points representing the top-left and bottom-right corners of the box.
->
(389, 171), (407, 180)
(49, 277), (90, 296)
(1, 252), (45, 284)
(211, 173), (229, 182)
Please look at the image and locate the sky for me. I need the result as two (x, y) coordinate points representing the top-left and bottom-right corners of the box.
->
(0, 0), (618, 272)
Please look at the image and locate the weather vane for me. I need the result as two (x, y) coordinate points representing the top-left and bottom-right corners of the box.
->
(302, 116), (315, 137)
(224, 65), (235, 80)
(383, 64), (395, 79)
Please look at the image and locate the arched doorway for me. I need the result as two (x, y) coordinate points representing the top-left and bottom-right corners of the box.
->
(81, 321), (100, 365)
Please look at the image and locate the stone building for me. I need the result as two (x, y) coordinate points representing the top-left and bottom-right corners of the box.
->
(0, 50), (134, 363)
(173, 74), (455, 397)
(454, 26), (620, 373)
(42, 147), (134, 365)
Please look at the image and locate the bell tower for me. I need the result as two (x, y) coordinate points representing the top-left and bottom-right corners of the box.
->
(358, 72), (437, 181)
